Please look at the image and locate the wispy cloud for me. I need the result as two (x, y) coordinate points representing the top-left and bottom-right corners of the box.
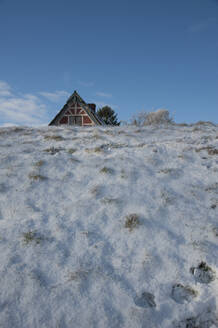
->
(0, 96), (47, 126)
(96, 92), (112, 98)
(0, 122), (17, 127)
(189, 17), (217, 33)
(39, 90), (70, 102)
(0, 80), (12, 97)
(78, 81), (94, 87)
(0, 81), (48, 126)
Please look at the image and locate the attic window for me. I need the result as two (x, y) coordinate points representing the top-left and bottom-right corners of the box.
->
(69, 116), (82, 126)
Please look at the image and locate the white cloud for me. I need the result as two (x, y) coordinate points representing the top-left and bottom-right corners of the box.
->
(0, 80), (12, 97)
(78, 81), (94, 87)
(0, 96), (47, 126)
(0, 122), (17, 127)
(96, 92), (112, 98)
(39, 90), (70, 102)
(0, 82), (49, 126)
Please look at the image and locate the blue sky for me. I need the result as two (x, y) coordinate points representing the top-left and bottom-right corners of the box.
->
(0, 0), (217, 126)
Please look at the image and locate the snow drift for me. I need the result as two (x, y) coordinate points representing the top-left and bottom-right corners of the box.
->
(0, 124), (218, 327)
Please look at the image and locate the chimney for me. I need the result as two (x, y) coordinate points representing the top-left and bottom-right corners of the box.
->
(88, 103), (96, 112)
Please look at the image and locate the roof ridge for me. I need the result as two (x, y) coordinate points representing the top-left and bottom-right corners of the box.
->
(67, 90), (86, 105)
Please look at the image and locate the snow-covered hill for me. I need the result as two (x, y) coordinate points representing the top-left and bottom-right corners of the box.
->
(0, 123), (218, 328)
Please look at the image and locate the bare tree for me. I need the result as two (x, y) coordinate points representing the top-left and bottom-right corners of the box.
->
(131, 109), (173, 126)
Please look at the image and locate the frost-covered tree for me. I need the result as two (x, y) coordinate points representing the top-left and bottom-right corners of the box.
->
(131, 109), (173, 126)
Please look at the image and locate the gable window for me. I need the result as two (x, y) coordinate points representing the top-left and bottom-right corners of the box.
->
(69, 116), (82, 126)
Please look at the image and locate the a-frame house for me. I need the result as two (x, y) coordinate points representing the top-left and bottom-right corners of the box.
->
(49, 90), (104, 126)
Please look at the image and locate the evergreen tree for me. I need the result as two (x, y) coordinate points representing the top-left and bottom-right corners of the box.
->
(96, 106), (120, 125)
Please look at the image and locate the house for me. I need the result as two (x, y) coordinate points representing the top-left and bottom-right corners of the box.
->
(49, 90), (104, 126)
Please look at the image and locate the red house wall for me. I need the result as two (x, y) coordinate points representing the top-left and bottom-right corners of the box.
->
(59, 116), (68, 124)
(83, 115), (92, 124)
(57, 104), (94, 126)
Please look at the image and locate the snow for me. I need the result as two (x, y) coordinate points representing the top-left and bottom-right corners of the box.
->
(0, 123), (218, 327)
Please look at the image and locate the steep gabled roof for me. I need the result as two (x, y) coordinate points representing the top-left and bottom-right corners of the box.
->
(48, 90), (105, 126)
(66, 90), (86, 105)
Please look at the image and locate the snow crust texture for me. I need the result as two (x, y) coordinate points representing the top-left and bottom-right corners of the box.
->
(0, 124), (218, 328)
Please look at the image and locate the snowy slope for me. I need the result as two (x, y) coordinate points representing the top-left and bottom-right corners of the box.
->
(0, 123), (218, 328)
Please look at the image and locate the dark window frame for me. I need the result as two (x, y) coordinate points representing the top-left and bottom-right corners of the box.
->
(69, 116), (82, 126)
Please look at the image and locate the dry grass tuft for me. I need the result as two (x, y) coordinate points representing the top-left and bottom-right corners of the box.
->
(195, 146), (218, 155)
(124, 214), (140, 231)
(28, 173), (47, 181)
(67, 269), (90, 282)
(205, 183), (218, 193)
(23, 231), (43, 245)
(161, 190), (175, 204)
(93, 146), (104, 153)
(212, 227), (218, 236)
(85, 145), (105, 153)
(44, 135), (64, 141)
(100, 167), (114, 174)
(103, 130), (115, 136)
(101, 197), (121, 205)
(90, 185), (102, 197)
(208, 148), (218, 155)
(159, 168), (175, 174)
(33, 160), (44, 168)
(44, 147), (63, 155)
(67, 148), (77, 154)
(120, 169), (127, 179)
(70, 157), (80, 163)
